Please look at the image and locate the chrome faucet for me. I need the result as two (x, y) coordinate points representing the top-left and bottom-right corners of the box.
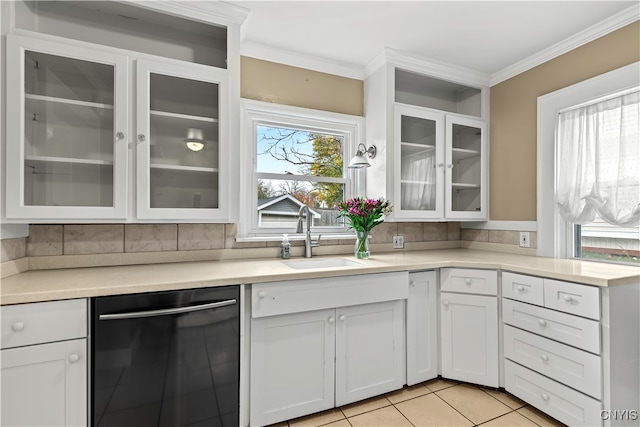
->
(296, 205), (321, 258)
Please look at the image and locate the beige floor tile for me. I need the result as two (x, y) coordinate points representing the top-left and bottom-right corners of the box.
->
(385, 383), (431, 404)
(288, 408), (345, 427)
(324, 420), (352, 427)
(340, 395), (391, 418)
(517, 406), (568, 427)
(265, 423), (288, 427)
(482, 388), (527, 409)
(436, 384), (511, 425)
(479, 411), (539, 426)
(394, 393), (473, 426)
(348, 406), (412, 427)
(424, 378), (459, 392)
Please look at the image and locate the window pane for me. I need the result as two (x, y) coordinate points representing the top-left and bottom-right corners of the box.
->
(256, 126), (343, 178)
(257, 179), (346, 228)
(576, 216), (640, 264)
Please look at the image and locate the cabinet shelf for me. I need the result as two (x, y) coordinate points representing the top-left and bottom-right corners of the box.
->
(452, 183), (480, 191)
(25, 94), (114, 128)
(150, 109), (218, 124)
(452, 148), (480, 161)
(150, 163), (218, 173)
(25, 155), (113, 166)
(401, 142), (435, 157)
(401, 179), (435, 185)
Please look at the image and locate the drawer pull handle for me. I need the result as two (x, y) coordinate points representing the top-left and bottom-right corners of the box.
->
(563, 295), (574, 303)
(464, 278), (472, 285)
(409, 280), (415, 287)
(538, 319), (547, 327)
(442, 300), (450, 307)
(541, 393), (549, 401)
(328, 317), (335, 324)
(257, 291), (266, 299)
(338, 315), (345, 322)
(68, 354), (80, 363)
(540, 354), (549, 362)
(11, 322), (24, 332)
(516, 285), (525, 292)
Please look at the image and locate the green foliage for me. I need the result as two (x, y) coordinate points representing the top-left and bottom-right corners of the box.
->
(310, 134), (343, 208)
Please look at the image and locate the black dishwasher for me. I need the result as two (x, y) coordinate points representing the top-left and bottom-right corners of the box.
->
(91, 286), (239, 427)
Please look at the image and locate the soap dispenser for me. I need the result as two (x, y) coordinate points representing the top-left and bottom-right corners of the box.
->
(280, 234), (291, 259)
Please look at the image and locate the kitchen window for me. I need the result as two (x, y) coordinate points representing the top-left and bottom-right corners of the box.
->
(537, 63), (640, 264)
(239, 100), (364, 238)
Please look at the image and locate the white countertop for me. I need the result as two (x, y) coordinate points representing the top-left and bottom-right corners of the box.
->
(1, 249), (639, 305)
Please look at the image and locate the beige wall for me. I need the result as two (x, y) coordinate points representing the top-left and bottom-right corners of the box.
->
(490, 21), (640, 221)
(240, 56), (364, 116)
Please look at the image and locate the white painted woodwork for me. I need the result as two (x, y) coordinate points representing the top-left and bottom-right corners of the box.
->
(544, 279), (601, 320)
(502, 271), (544, 305)
(250, 308), (335, 427)
(251, 272), (408, 318)
(1, 338), (87, 427)
(502, 298), (600, 354)
(440, 292), (499, 387)
(440, 268), (497, 295)
(1, 299), (87, 349)
(335, 300), (404, 406)
(505, 360), (602, 427)
(504, 326), (602, 399)
(406, 271), (438, 385)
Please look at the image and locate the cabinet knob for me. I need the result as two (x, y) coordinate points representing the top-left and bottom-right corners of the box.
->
(540, 354), (549, 362)
(257, 291), (266, 299)
(11, 322), (24, 332)
(438, 163), (445, 168)
(538, 319), (547, 327)
(338, 315), (345, 322)
(442, 300), (450, 307)
(68, 354), (80, 363)
(516, 285), (525, 292)
(409, 280), (415, 287)
(464, 278), (472, 285)
(328, 317), (335, 324)
(115, 131), (125, 141)
(563, 295), (573, 303)
(137, 134), (146, 143)
(447, 164), (454, 168)
(541, 393), (549, 401)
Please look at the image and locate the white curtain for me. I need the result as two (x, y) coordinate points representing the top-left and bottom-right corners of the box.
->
(401, 151), (436, 210)
(556, 90), (640, 226)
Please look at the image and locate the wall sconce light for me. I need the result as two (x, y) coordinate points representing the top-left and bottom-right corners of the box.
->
(185, 128), (206, 152)
(348, 143), (377, 169)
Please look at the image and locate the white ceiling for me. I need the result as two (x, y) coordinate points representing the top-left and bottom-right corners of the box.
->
(229, 1), (639, 83)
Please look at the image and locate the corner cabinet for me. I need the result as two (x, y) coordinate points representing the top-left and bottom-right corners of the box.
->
(365, 54), (489, 221)
(4, 0), (244, 223)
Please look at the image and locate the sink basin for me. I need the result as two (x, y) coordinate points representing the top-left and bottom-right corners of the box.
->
(282, 258), (362, 270)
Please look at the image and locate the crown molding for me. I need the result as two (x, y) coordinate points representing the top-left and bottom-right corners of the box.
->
(240, 41), (364, 80)
(120, 0), (250, 26)
(490, 5), (640, 86)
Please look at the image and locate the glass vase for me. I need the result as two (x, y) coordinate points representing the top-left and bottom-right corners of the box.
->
(354, 230), (370, 259)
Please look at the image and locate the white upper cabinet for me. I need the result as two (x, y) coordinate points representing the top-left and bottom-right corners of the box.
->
(3, 0), (246, 223)
(365, 53), (490, 221)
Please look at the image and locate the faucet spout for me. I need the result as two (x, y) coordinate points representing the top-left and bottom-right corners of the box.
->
(297, 205), (319, 258)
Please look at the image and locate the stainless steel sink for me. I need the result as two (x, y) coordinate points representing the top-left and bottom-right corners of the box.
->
(282, 257), (362, 270)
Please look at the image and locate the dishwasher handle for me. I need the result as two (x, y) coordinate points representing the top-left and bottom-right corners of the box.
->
(99, 299), (237, 321)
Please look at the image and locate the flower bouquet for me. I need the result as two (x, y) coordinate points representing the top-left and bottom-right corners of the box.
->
(338, 197), (393, 259)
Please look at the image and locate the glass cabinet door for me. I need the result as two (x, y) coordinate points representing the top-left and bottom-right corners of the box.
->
(6, 35), (128, 219)
(394, 105), (444, 219)
(136, 59), (228, 220)
(445, 115), (486, 219)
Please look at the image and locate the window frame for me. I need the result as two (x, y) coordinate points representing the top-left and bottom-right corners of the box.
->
(239, 99), (365, 239)
(537, 62), (639, 260)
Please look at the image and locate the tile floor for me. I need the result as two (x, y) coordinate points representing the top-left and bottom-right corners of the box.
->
(269, 378), (567, 427)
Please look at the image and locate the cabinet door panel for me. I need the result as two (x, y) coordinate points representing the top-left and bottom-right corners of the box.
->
(335, 300), (404, 406)
(250, 309), (335, 426)
(440, 293), (498, 387)
(406, 271), (438, 385)
(1, 339), (87, 427)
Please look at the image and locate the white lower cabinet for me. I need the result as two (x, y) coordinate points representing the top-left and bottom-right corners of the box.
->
(1, 299), (88, 427)
(249, 272), (408, 427)
(406, 270), (438, 385)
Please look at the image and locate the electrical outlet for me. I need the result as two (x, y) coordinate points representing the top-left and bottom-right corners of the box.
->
(393, 235), (404, 249)
(519, 232), (530, 248)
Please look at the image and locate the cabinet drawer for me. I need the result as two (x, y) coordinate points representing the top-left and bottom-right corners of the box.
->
(544, 279), (600, 320)
(502, 272), (543, 305)
(1, 299), (87, 349)
(504, 326), (601, 399)
(440, 268), (497, 295)
(252, 272), (409, 318)
(505, 360), (602, 427)
(502, 299), (600, 354)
